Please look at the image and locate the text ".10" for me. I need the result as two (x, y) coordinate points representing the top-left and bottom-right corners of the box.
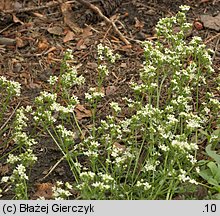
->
(204, 204), (217, 213)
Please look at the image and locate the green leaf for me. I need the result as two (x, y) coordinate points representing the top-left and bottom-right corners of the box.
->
(214, 164), (220, 183)
(199, 169), (212, 182)
(213, 186), (220, 193)
(207, 161), (218, 176)
(213, 193), (220, 199)
(198, 129), (209, 137)
(206, 145), (220, 164)
(208, 178), (219, 187)
(197, 160), (208, 166)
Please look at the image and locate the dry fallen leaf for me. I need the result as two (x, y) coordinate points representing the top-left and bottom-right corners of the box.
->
(81, 27), (93, 38)
(38, 38), (49, 51)
(120, 63), (127, 68)
(105, 86), (117, 96)
(200, 0), (211, 3)
(48, 26), (63, 36)
(87, 62), (98, 69)
(63, 30), (75, 43)
(0, 163), (9, 176)
(75, 104), (92, 120)
(113, 142), (126, 152)
(134, 17), (144, 29)
(0, 0), (13, 10)
(12, 14), (24, 25)
(61, 3), (82, 34)
(200, 14), (220, 31)
(76, 38), (85, 50)
(33, 183), (54, 199)
(29, 82), (42, 89)
(16, 37), (25, 48)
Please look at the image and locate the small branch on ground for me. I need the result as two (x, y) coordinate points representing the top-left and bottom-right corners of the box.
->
(3, 1), (61, 14)
(0, 37), (16, 46)
(78, 0), (130, 45)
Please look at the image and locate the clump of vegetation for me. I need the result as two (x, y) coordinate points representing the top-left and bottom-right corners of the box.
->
(0, 5), (219, 200)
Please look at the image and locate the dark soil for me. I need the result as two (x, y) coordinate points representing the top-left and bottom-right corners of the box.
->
(0, 0), (219, 199)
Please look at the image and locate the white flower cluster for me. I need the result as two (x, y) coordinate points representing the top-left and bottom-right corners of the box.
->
(56, 124), (75, 140)
(142, 160), (160, 172)
(52, 181), (72, 200)
(98, 64), (109, 76)
(178, 169), (198, 185)
(136, 179), (151, 191)
(0, 76), (21, 96)
(61, 66), (85, 88)
(97, 43), (120, 63)
(80, 171), (96, 181)
(0, 105), (38, 199)
(82, 137), (100, 159)
(85, 87), (105, 103)
(35, 91), (57, 104)
(13, 106), (30, 132)
(48, 75), (58, 85)
(171, 139), (198, 152)
(65, 49), (74, 60)
(110, 102), (121, 113)
(51, 102), (75, 114)
(33, 110), (56, 124)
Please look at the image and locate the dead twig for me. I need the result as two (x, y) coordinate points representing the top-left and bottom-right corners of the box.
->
(0, 23), (14, 34)
(3, 1), (60, 14)
(204, 32), (220, 44)
(40, 155), (64, 181)
(0, 102), (21, 131)
(78, 0), (130, 45)
(212, 37), (219, 61)
(0, 37), (16, 46)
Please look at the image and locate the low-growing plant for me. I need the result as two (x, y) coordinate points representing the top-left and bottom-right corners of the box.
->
(1, 106), (37, 199)
(199, 144), (220, 199)
(1, 5), (219, 200)
(0, 76), (21, 139)
(74, 5), (219, 199)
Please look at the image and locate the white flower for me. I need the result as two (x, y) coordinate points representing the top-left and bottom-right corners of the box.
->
(189, 179), (198, 185)
(65, 182), (73, 190)
(179, 5), (190, 12)
(48, 76), (58, 85)
(80, 171), (95, 180)
(136, 180), (151, 190)
(11, 164), (29, 181)
(92, 182), (110, 190)
(110, 102), (121, 113)
(142, 160), (157, 172)
(7, 154), (20, 164)
(56, 181), (63, 186)
(1, 176), (9, 183)
(186, 118), (201, 129)
(98, 64), (109, 76)
(159, 144), (169, 152)
(99, 173), (114, 183)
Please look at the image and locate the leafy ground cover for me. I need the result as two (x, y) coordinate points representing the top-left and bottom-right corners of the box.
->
(0, 0), (219, 200)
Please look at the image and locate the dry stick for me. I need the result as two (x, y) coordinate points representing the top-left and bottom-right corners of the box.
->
(40, 148), (76, 181)
(0, 37), (16, 46)
(204, 32), (220, 44)
(0, 23), (14, 34)
(3, 1), (61, 14)
(77, 0), (130, 45)
(40, 155), (64, 180)
(212, 37), (219, 61)
(0, 102), (21, 131)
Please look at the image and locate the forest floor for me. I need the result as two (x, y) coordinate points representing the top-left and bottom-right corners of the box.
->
(0, 0), (219, 199)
